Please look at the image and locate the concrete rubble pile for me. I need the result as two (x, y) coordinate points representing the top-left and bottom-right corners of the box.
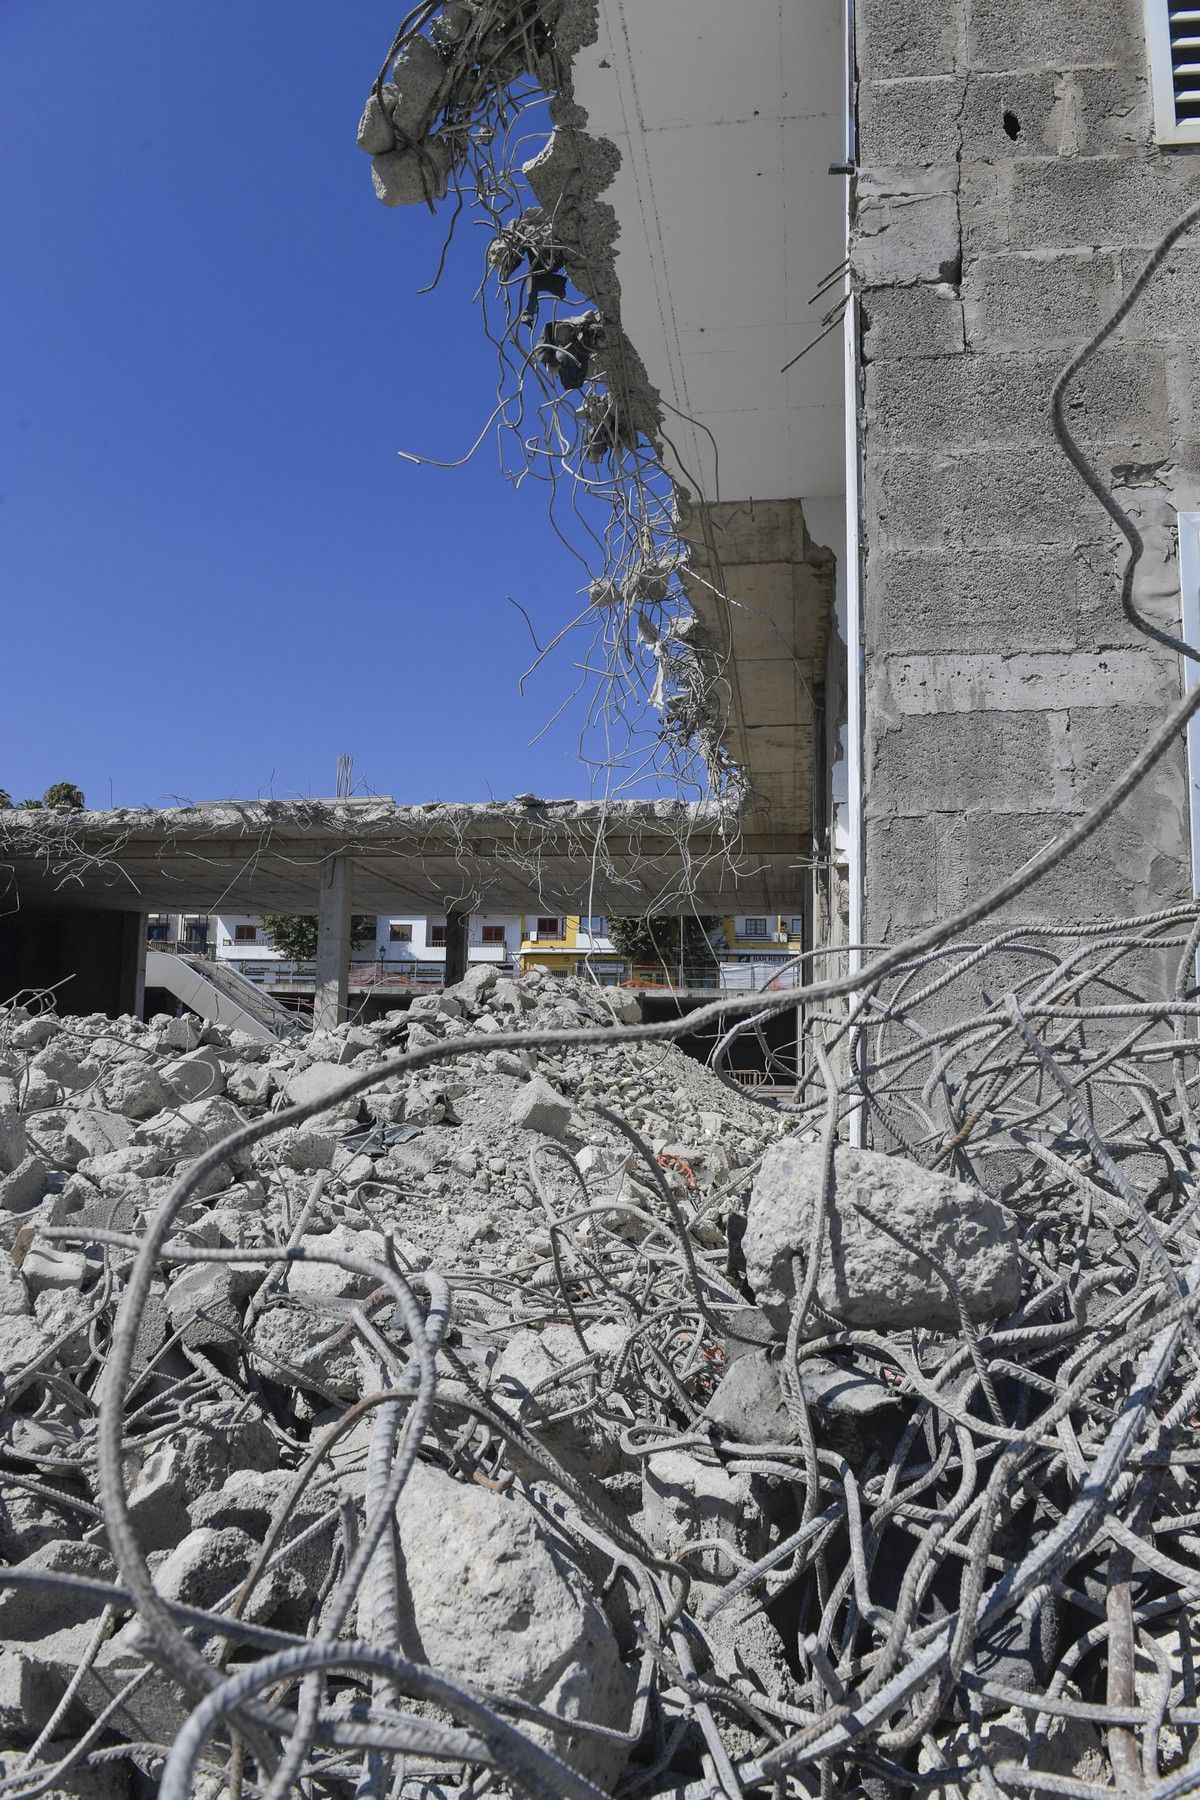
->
(0, 911), (1198, 1797)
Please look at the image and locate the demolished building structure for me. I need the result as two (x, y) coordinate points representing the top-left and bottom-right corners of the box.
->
(3, 1), (1200, 1796)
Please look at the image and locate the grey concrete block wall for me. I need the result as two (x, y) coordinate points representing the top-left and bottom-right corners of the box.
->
(853, 0), (1200, 939)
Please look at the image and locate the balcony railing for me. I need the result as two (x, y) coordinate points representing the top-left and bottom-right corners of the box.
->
(623, 962), (803, 993)
(222, 957), (516, 991)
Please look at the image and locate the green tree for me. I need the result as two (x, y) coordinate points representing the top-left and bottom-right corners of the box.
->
(7, 782), (86, 811)
(42, 782), (85, 810)
(608, 915), (722, 971)
(262, 914), (376, 961)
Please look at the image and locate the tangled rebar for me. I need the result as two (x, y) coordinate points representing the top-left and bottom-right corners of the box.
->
(0, 890), (1199, 1795)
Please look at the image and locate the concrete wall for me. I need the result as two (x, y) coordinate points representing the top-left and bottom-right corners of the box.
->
(854, 0), (1200, 936)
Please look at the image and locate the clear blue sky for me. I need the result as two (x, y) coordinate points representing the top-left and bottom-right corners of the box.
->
(0, 1), (618, 808)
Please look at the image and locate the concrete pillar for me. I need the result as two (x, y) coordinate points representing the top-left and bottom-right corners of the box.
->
(444, 906), (470, 988)
(120, 912), (148, 1021)
(314, 856), (352, 1031)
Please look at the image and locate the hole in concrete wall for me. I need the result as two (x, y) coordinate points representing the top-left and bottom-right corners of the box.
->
(1002, 110), (1021, 140)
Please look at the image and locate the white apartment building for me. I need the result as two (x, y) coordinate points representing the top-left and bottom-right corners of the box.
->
(207, 912), (524, 985)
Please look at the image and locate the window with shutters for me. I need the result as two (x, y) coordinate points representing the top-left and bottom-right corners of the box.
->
(1146, 0), (1200, 142)
(481, 924), (506, 943)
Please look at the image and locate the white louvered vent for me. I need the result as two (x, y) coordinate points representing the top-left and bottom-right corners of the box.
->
(1146, 0), (1200, 142)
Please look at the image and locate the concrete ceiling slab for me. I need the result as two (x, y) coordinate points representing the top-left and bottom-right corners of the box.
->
(571, 0), (848, 505)
(0, 801), (812, 919)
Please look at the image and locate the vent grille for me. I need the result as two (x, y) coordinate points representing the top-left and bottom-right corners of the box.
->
(1170, 2), (1200, 121)
(1148, 0), (1200, 140)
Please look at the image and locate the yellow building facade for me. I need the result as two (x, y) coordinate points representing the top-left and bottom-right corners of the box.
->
(516, 913), (804, 986)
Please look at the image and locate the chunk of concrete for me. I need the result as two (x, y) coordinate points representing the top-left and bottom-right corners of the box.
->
(0, 1313), (51, 1383)
(284, 1061), (351, 1113)
(357, 81), (400, 154)
(372, 138), (452, 206)
(491, 1322), (625, 1476)
(161, 1047), (225, 1104)
(63, 1108), (135, 1166)
(0, 1644), (70, 1737)
(9, 1017), (57, 1051)
(190, 1467), (294, 1534)
(0, 1540), (114, 1640)
(704, 1349), (796, 1446)
(156, 1014), (201, 1052)
(388, 33), (448, 139)
(165, 1262), (250, 1348)
(30, 1039), (96, 1092)
(798, 1357), (910, 1465)
(510, 1075), (573, 1140)
(0, 1088), (26, 1176)
(0, 1154), (47, 1219)
(286, 1222), (385, 1301)
(641, 1449), (773, 1579)
(20, 1070), (59, 1112)
(250, 1305), (361, 1400)
(225, 1062), (273, 1107)
(146, 1525), (256, 1611)
(122, 1409), (277, 1552)
(744, 1140), (1021, 1335)
(388, 1460), (632, 1788)
(102, 1059), (167, 1119)
(17, 1242), (88, 1298)
(453, 962), (499, 1002)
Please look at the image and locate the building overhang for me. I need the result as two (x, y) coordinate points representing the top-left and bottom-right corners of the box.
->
(559, 0), (849, 850)
(0, 798), (811, 918)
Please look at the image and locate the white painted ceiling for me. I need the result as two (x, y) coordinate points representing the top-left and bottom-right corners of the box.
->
(571, 0), (848, 506)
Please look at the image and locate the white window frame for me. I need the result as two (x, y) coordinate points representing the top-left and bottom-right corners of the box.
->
(1145, 0), (1200, 144)
(1182, 515), (1200, 894)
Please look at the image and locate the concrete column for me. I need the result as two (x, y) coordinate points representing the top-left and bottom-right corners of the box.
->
(120, 912), (148, 1022)
(444, 906), (470, 988)
(314, 856), (353, 1031)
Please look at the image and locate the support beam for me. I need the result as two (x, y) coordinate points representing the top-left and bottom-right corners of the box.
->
(121, 912), (148, 1022)
(314, 856), (352, 1031)
(444, 906), (470, 989)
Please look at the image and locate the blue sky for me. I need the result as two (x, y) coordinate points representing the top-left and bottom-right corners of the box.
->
(0, 1), (619, 808)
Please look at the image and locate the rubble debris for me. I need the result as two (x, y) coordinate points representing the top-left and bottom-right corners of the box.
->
(745, 1137), (1022, 1335)
(0, 905), (1199, 1795)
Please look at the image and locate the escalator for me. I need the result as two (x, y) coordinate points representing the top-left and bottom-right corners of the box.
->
(145, 950), (306, 1043)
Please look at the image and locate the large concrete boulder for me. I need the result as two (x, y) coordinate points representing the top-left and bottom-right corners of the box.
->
(744, 1140), (1021, 1335)
(386, 1459), (632, 1788)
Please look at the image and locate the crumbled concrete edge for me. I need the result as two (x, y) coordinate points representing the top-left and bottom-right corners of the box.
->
(527, 0), (665, 456)
(364, 1), (746, 814)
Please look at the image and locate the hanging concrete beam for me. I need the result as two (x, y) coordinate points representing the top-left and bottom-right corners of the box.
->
(444, 906), (470, 988)
(314, 856), (353, 1031)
